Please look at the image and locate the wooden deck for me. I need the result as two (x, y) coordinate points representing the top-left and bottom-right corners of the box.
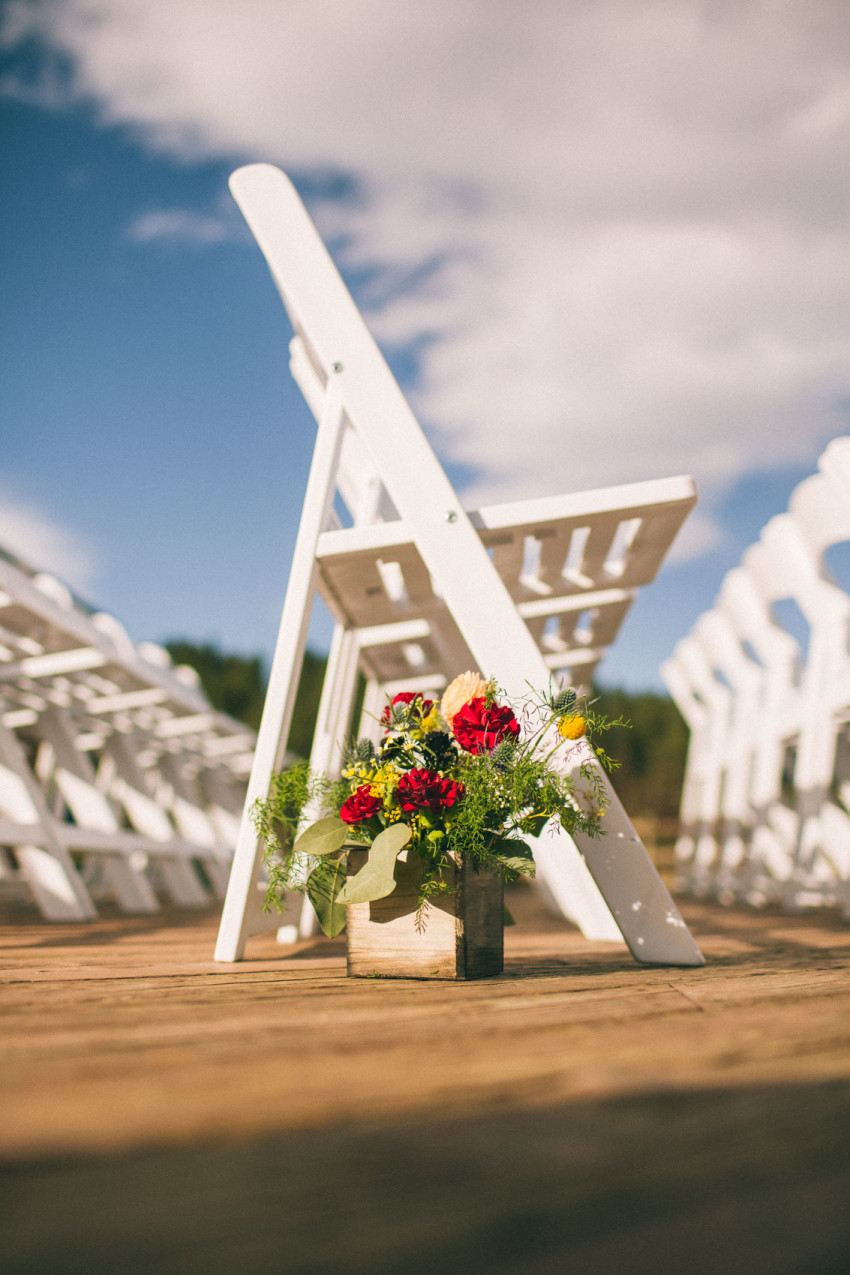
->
(3, 887), (850, 1274)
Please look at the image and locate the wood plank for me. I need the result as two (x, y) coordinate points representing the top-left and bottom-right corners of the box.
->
(2, 893), (850, 1272)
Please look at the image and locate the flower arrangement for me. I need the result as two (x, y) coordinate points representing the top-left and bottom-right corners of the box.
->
(253, 673), (624, 939)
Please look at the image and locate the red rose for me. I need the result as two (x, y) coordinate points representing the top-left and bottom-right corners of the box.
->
(340, 784), (383, 824)
(381, 691), (434, 728)
(452, 697), (520, 755)
(395, 768), (465, 812)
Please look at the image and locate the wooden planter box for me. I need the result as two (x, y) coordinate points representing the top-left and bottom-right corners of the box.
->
(346, 849), (504, 980)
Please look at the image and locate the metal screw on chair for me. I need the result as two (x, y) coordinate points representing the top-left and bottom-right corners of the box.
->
(445, 510), (458, 523)
(331, 362), (344, 373)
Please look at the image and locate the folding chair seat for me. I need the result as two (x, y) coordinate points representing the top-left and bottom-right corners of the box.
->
(213, 163), (704, 967)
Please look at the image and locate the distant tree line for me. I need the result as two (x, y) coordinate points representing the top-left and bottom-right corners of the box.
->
(164, 641), (688, 820)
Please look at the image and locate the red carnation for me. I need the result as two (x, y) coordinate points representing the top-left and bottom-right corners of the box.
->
(452, 697), (520, 755)
(340, 784), (383, 824)
(395, 768), (465, 813)
(381, 691), (434, 727)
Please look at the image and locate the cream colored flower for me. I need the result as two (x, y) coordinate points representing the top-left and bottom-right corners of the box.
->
(441, 671), (489, 725)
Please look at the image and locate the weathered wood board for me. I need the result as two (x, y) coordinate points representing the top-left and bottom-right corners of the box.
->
(3, 892), (850, 1272)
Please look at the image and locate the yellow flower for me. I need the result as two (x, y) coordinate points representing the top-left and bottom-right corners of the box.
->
(558, 714), (586, 740)
(342, 762), (374, 782)
(441, 670), (490, 725)
(368, 763), (399, 798)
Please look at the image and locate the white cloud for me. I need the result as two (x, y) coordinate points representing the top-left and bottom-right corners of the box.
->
(0, 487), (100, 595)
(4, 0), (850, 526)
(126, 207), (232, 244)
(663, 507), (726, 566)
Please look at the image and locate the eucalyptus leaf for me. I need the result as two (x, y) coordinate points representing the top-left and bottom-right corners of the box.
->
(306, 856), (348, 938)
(337, 822), (412, 905)
(294, 815), (349, 857)
(489, 837), (536, 877)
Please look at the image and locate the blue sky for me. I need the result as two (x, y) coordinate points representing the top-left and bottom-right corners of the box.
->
(3, 1), (850, 690)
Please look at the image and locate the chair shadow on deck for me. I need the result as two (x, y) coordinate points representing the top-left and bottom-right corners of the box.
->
(3, 1078), (850, 1275)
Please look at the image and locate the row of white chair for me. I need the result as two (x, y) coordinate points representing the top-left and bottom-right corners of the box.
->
(662, 436), (850, 916)
(0, 546), (255, 921)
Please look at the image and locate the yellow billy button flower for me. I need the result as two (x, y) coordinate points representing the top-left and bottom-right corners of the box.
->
(558, 714), (587, 740)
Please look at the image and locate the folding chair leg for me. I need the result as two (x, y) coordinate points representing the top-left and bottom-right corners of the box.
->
(531, 829), (623, 942)
(203, 859), (233, 900)
(154, 858), (210, 908)
(281, 624), (362, 945)
(16, 843), (97, 922)
(83, 853), (160, 914)
(215, 384), (348, 961)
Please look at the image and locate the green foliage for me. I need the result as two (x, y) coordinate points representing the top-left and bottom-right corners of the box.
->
(253, 763), (311, 854)
(294, 815), (348, 857)
(337, 823), (412, 905)
(444, 730), (604, 875)
(250, 762), (311, 910)
(488, 838), (536, 877)
(306, 857), (348, 939)
(258, 683), (622, 932)
(247, 672), (689, 941)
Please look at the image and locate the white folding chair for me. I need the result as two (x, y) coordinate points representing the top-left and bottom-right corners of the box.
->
(155, 750), (234, 898)
(665, 436), (850, 916)
(659, 647), (708, 893)
(713, 567), (802, 904)
(214, 164), (704, 967)
(31, 708), (209, 909)
(775, 458), (850, 911)
(692, 610), (763, 899)
(662, 635), (732, 896)
(0, 548), (255, 918)
(0, 718), (97, 920)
